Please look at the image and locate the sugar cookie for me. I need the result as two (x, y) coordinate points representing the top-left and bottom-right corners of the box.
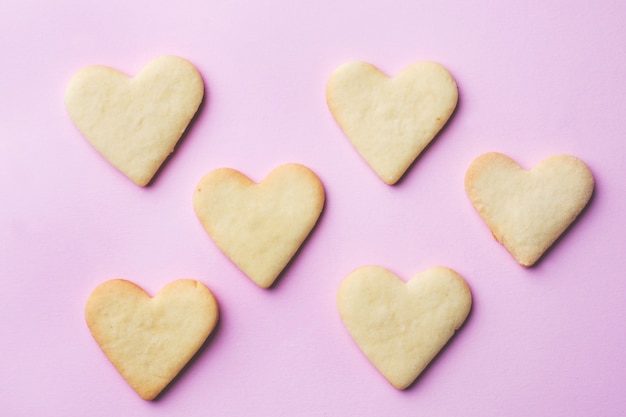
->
(193, 163), (325, 288)
(326, 61), (458, 184)
(337, 266), (472, 389)
(465, 152), (594, 266)
(85, 279), (218, 400)
(65, 55), (204, 186)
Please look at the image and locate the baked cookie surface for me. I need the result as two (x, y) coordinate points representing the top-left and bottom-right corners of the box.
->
(337, 266), (472, 389)
(465, 152), (594, 266)
(85, 279), (219, 400)
(193, 163), (325, 288)
(65, 55), (204, 186)
(326, 61), (458, 184)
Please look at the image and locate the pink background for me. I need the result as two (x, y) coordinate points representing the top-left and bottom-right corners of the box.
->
(2, 0), (626, 415)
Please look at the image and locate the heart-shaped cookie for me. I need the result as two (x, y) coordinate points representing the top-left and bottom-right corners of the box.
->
(337, 266), (472, 389)
(326, 61), (458, 184)
(193, 163), (325, 288)
(85, 279), (218, 400)
(65, 55), (204, 186)
(465, 152), (594, 266)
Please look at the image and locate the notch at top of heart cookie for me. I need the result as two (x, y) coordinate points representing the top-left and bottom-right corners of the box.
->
(465, 152), (595, 266)
(326, 61), (458, 185)
(65, 55), (204, 186)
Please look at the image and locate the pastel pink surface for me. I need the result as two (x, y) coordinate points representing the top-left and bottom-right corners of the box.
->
(2, 0), (626, 416)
